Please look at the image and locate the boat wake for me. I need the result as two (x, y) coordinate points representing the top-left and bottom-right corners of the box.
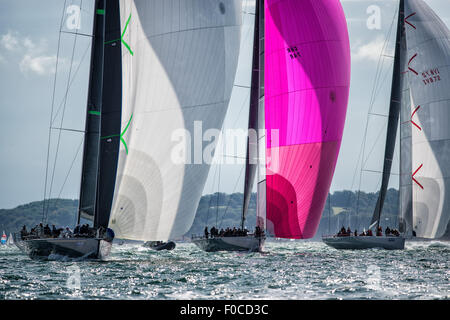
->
(427, 241), (450, 249)
(406, 240), (450, 250)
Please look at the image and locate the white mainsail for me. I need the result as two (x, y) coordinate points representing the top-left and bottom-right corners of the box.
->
(108, 0), (242, 241)
(6, 233), (14, 245)
(404, 0), (450, 238)
(399, 8), (413, 236)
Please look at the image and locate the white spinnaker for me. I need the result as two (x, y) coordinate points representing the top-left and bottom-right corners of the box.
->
(405, 0), (450, 238)
(109, 0), (242, 241)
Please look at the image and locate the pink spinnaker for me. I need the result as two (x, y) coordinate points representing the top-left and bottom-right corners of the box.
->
(265, 0), (351, 238)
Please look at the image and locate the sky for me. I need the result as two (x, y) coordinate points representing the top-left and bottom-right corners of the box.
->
(0, 0), (449, 209)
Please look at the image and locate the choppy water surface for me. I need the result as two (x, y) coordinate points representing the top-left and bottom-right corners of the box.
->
(0, 240), (448, 299)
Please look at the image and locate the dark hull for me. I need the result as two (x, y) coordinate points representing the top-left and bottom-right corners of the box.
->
(192, 236), (265, 252)
(143, 241), (176, 251)
(322, 235), (405, 250)
(13, 235), (112, 260)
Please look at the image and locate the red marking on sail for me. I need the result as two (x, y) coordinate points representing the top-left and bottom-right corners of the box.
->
(411, 105), (421, 130)
(408, 53), (418, 75)
(405, 12), (417, 29)
(412, 164), (424, 189)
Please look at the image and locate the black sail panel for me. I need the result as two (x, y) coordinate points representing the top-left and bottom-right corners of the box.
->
(78, 0), (105, 222)
(95, 0), (122, 228)
(371, 0), (404, 227)
(242, 0), (261, 229)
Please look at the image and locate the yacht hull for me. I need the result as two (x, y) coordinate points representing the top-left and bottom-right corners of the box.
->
(322, 235), (405, 250)
(13, 235), (112, 260)
(192, 236), (265, 252)
(143, 241), (176, 251)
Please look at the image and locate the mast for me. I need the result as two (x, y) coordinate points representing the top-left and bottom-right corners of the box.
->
(241, 0), (261, 230)
(255, 0), (266, 233)
(94, 0), (122, 229)
(370, 0), (404, 230)
(77, 0), (106, 225)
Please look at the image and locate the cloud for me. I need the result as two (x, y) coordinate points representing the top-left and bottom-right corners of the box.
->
(19, 54), (57, 75)
(18, 37), (61, 76)
(0, 31), (61, 76)
(2, 31), (20, 51)
(352, 36), (390, 62)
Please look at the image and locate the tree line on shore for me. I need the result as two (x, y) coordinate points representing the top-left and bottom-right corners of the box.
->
(0, 189), (400, 240)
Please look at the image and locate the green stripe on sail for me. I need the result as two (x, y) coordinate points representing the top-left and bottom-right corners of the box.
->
(121, 14), (134, 56)
(120, 136), (129, 155)
(96, 9), (105, 15)
(121, 113), (133, 137)
(100, 114), (133, 155)
(104, 14), (133, 55)
(88, 111), (101, 116)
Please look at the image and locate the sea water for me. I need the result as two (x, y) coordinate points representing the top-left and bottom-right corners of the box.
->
(0, 240), (448, 300)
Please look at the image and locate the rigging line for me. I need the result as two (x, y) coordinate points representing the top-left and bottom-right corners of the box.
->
(362, 121), (388, 168)
(49, 137), (84, 224)
(218, 154), (247, 160)
(344, 57), (393, 217)
(354, 60), (392, 198)
(373, 60), (396, 106)
(51, 127), (85, 133)
(354, 8), (397, 222)
(372, 8), (397, 104)
(215, 162), (221, 227)
(51, 38), (91, 124)
(363, 169), (400, 175)
(369, 112), (388, 118)
(234, 84), (251, 89)
(227, 90), (250, 132)
(42, 0), (68, 222)
(368, 7), (397, 112)
(218, 164), (246, 230)
(328, 193), (331, 234)
(61, 31), (93, 37)
(205, 164), (219, 228)
(45, 14), (80, 221)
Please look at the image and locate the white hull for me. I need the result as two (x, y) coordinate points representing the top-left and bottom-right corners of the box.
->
(322, 235), (405, 250)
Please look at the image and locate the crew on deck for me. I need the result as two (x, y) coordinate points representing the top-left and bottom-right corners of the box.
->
(200, 226), (261, 239)
(19, 223), (99, 240)
(337, 226), (400, 237)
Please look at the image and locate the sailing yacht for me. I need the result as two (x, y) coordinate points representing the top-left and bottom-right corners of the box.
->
(323, 0), (450, 250)
(14, 0), (242, 259)
(193, 0), (351, 252)
(6, 233), (14, 246)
